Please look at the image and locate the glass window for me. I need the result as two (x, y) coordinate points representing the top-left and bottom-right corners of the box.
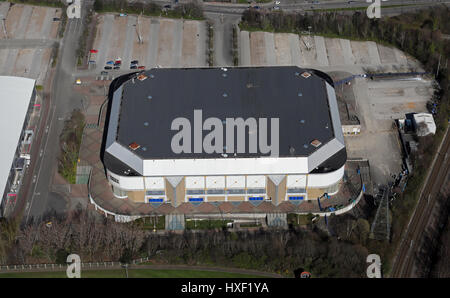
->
(186, 189), (205, 195)
(207, 189), (225, 195)
(287, 187), (306, 194)
(246, 188), (266, 194)
(146, 190), (165, 196)
(226, 188), (246, 195)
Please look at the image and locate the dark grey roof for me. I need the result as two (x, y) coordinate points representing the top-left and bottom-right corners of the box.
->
(112, 66), (336, 160)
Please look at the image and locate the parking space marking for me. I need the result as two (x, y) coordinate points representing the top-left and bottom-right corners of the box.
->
(147, 19), (160, 68)
(157, 19), (174, 68)
(121, 15), (136, 69)
(289, 34), (302, 66)
(171, 19), (183, 67)
(239, 31), (251, 67)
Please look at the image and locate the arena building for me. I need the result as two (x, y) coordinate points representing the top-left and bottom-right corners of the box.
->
(0, 76), (36, 217)
(102, 66), (346, 206)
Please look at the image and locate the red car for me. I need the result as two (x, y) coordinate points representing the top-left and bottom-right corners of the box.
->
(90, 49), (98, 53)
(138, 66), (145, 70)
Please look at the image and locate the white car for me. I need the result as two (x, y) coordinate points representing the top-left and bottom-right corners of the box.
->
(275, 1), (280, 4)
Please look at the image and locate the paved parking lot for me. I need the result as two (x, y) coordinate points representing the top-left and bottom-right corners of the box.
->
(240, 30), (417, 70)
(0, 2), (61, 84)
(90, 14), (207, 71)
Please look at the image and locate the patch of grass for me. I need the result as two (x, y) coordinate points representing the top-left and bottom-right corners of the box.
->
(0, 268), (262, 278)
(50, 44), (59, 68)
(35, 85), (43, 91)
(58, 110), (85, 184)
(287, 213), (314, 226)
(133, 216), (165, 230)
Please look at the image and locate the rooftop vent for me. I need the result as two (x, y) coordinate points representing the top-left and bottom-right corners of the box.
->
(310, 139), (322, 148)
(129, 142), (140, 150)
(137, 74), (148, 81)
(301, 72), (311, 79)
(289, 146), (296, 156)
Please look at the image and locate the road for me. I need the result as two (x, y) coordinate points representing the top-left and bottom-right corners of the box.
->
(199, 0), (449, 16)
(390, 126), (450, 277)
(19, 3), (91, 223)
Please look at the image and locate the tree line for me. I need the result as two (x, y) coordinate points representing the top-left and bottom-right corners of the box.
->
(0, 209), (369, 277)
(93, 0), (204, 20)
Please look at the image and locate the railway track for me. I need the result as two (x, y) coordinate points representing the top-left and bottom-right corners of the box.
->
(391, 127), (450, 277)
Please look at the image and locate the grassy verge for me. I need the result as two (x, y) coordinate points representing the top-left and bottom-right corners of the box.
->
(207, 21), (214, 66)
(93, 1), (204, 21)
(57, 8), (67, 39)
(50, 44), (59, 68)
(232, 25), (239, 66)
(0, 268), (262, 278)
(76, 9), (94, 67)
(58, 110), (85, 184)
(185, 219), (232, 230)
(238, 0), (272, 3)
(306, 3), (420, 13)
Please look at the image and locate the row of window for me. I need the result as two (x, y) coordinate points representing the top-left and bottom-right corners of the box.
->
(186, 188), (266, 195)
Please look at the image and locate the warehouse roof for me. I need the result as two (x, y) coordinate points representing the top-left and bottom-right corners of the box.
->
(103, 67), (346, 176)
(113, 66), (336, 159)
(0, 76), (35, 200)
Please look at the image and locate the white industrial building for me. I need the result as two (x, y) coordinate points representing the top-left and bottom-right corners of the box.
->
(0, 76), (36, 217)
(102, 67), (347, 206)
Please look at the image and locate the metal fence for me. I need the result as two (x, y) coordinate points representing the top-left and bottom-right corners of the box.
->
(0, 257), (150, 272)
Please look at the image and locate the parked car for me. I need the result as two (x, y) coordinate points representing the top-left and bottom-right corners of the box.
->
(113, 66), (120, 70)
(104, 66), (112, 70)
(101, 71), (108, 75)
(163, 4), (171, 9)
(52, 17), (60, 21)
(275, 1), (280, 4)
(130, 65), (137, 69)
(273, 6), (280, 10)
(138, 66), (145, 70)
(106, 60), (114, 65)
(131, 60), (139, 64)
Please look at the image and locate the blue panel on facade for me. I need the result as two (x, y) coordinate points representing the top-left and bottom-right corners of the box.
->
(189, 197), (204, 202)
(148, 198), (164, 203)
(249, 197), (264, 201)
(289, 196), (304, 201)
